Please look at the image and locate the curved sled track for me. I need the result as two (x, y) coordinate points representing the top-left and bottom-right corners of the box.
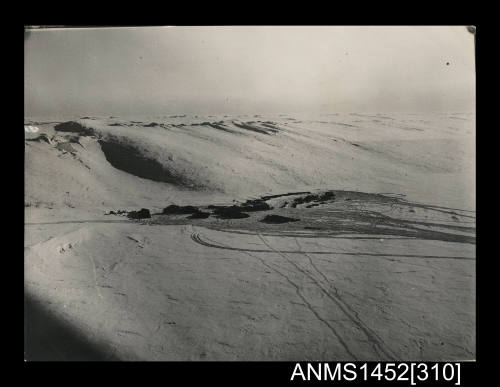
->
(190, 232), (475, 261)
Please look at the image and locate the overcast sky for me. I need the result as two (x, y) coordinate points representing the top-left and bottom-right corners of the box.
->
(24, 26), (475, 117)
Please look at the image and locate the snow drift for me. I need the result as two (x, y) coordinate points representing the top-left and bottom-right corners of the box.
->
(26, 112), (475, 214)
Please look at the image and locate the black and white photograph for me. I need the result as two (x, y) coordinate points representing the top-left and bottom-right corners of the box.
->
(24, 26), (476, 363)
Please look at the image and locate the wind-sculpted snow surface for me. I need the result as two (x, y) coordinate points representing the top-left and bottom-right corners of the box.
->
(35, 112), (475, 211)
(25, 112), (475, 361)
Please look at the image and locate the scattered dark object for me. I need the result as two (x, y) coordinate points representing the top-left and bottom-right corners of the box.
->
(204, 191), (335, 218)
(290, 191), (336, 207)
(207, 199), (270, 215)
(239, 199), (272, 212)
(187, 211), (211, 219)
(106, 210), (129, 216)
(162, 205), (200, 215)
(54, 121), (94, 136)
(260, 215), (300, 224)
(212, 206), (250, 219)
(106, 209), (127, 215)
(127, 208), (151, 219)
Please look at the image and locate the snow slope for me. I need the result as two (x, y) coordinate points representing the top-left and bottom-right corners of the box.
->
(24, 112), (475, 361)
(25, 112), (475, 214)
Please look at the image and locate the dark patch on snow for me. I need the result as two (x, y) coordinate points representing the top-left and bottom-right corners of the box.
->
(204, 198), (271, 219)
(260, 215), (300, 224)
(98, 140), (193, 186)
(239, 199), (272, 212)
(211, 206), (250, 219)
(162, 205), (200, 215)
(105, 209), (128, 215)
(290, 191), (336, 208)
(127, 208), (151, 219)
(187, 211), (211, 219)
(55, 121), (94, 136)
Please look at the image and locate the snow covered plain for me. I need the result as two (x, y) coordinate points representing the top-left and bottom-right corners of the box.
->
(24, 112), (475, 360)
